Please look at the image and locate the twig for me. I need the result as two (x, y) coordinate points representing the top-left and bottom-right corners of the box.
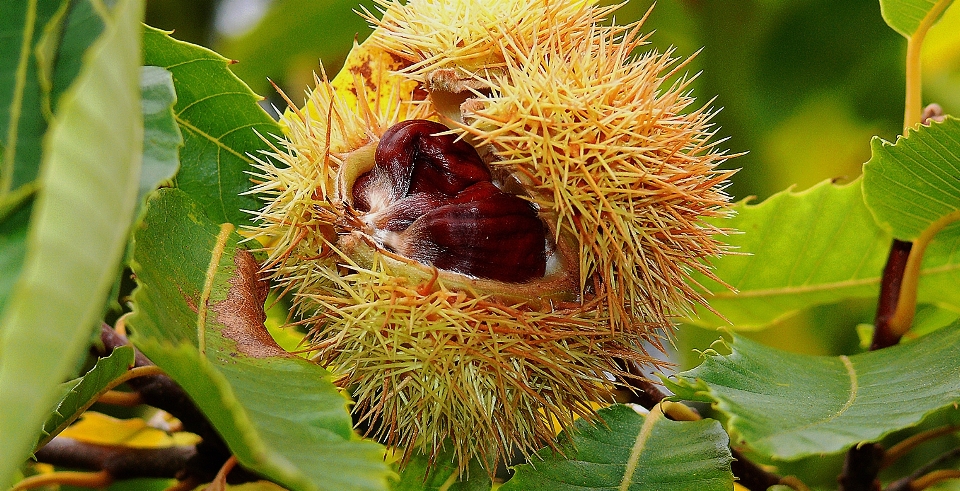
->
(13, 470), (112, 490)
(886, 447), (960, 491)
(882, 425), (960, 470)
(840, 237), (919, 490)
(908, 469), (960, 490)
(730, 448), (782, 491)
(870, 240), (912, 350)
(34, 436), (196, 480)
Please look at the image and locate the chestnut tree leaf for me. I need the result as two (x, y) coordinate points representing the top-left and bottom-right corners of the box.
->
(142, 26), (282, 225)
(0, 0), (63, 312)
(392, 451), (491, 491)
(879, 0), (953, 38)
(36, 345), (137, 449)
(862, 117), (960, 241)
(35, 0), (109, 116)
(127, 188), (390, 491)
(666, 322), (960, 460)
(684, 179), (960, 330)
(501, 404), (734, 491)
(0, 0), (144, 486)
(0, 0), (60, 195)
(138, 65), (181, 203)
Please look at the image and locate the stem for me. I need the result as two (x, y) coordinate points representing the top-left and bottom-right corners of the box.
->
(904, 35), (923, 133)
(97, 390), (144, 407)
(908, 469), (960, 491)
(902, 0), (954, 133)
(886, 446), (960, 491)
(13, 470), (112, 491)
(871, 240), (913, 350)
(838, 443), (885, 491)
(882, 425), (960, 469)
(34, 437), (196, 480)
(887, 211), (960, 338)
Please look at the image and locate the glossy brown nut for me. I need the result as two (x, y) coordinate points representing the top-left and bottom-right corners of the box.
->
(355, 120), (546, 283)
(399, 182), (547, 283)
(354, 120), (491, 212)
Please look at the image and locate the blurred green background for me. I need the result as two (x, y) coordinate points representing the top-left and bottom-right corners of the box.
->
(143, 0), (960, 358)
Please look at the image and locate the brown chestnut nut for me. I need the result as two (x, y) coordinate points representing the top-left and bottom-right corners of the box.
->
(353, 120), (491, 213)
(354, 120), (546, 283)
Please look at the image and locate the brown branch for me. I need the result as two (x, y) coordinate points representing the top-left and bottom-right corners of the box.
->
(885, 447), (960, 491)
(839, 443), (885, 491)
(839, 239), (916, 491)
(35, 436), (196, 480)
(870, 239), (913, 350)
(730, 448), (782, 491)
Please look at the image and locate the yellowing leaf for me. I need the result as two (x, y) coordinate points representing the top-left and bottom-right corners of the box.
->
(58, 412), (200, 448)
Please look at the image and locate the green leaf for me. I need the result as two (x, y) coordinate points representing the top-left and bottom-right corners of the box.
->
(0, 184), (34, 312)
(667, 322), (960, 460)
(501, 405), (733, 491)
(142, 26), (283, 225)
(0, 0), (144, 488)
(37, 345), (137, 449)
(392, 451), (491, 491)
(139, 65), (181, 202)
(127, 188), (390, 491)
(685, 180), (890, 329)
(0, 0), (61, 197)
(880, 0), (954, 38)
(863, 117), (960, 241)
(217, 0), (374, 94)
(36, 0), (109, 117)
(685, 179), (960, 330)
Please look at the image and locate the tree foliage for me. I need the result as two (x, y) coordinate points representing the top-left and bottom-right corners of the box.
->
(3, 0), (960, 490)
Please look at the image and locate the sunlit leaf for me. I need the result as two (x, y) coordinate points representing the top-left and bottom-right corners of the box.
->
(128, 188), (390, 491)
(0, 1), (144, 487)
(862, 117), (960, 241)
(142, 26), (282, 225)
(685, 181), (888, 329)
(667, 322), (960, 460)
(501, 405), (733, 491)
(880, 0), (954, 38)
(684, 179), (960, 330)
(37, 345), (136, 449)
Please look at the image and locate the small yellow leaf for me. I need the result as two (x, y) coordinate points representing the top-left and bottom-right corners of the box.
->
(59, 412), (200, 448)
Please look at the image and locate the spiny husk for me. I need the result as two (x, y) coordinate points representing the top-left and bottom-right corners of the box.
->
(301, 240), (653, 470)
(249, 0), (734, 476)
(248, 61), (660, 473)
(366, 0), (617, 87)
(457, 21), (737, 333)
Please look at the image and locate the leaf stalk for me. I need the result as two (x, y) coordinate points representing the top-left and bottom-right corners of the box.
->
(902, 0), (954, 133)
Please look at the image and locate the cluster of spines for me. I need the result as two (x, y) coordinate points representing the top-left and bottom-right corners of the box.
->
(299, 251), (654, 469)
(249, 0), (735, 477)
(365, 0), (619, 84)
(456, 18), (736, 332)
